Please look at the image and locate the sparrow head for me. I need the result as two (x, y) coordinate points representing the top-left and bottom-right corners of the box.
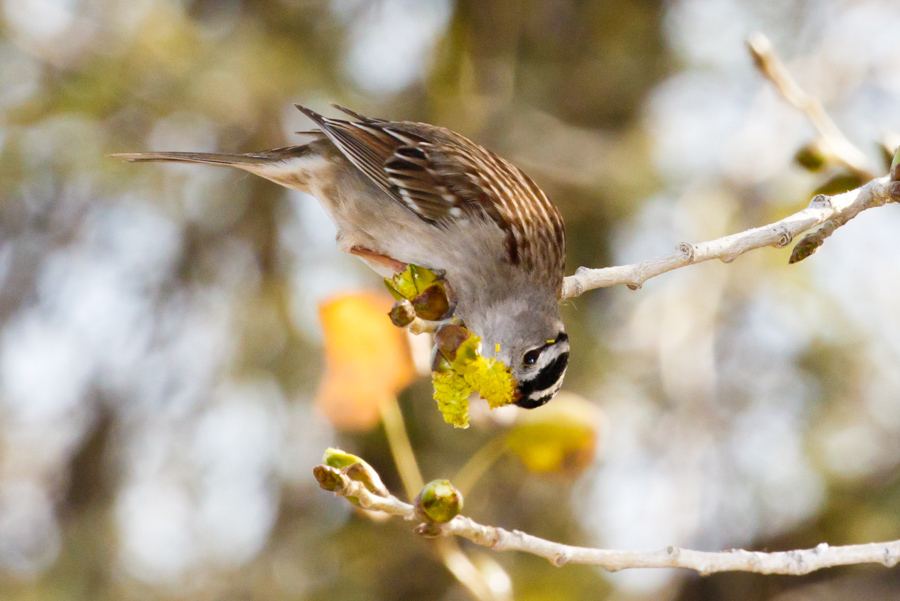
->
(476, 300), (569, 409)
(509, 330), (569, 408)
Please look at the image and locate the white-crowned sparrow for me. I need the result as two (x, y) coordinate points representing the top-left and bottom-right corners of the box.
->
(114, 105), (569, 408)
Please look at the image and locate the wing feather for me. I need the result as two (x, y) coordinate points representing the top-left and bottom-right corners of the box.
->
(294, 105), (565, 275)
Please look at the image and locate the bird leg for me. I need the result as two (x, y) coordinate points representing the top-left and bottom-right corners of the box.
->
(348, 245), (408, 274)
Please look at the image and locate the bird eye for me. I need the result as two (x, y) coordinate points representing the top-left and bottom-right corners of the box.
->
(522, 348), (541, 367)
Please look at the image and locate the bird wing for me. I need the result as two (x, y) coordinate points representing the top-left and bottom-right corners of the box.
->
(294, 105), (565, 273)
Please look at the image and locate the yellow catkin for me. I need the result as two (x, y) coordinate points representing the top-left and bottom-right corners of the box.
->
(432, 371), (472, 428)
(432, 333), (516, 426)
(462, 357), (516, 409)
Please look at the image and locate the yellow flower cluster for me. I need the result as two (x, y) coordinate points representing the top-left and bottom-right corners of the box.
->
(432, 372), (471, 428)
(432, 335), (516, 428)
(465, 358), (515, 409)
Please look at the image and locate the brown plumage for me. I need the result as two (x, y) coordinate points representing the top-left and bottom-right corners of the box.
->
(296, 105), (566, 284)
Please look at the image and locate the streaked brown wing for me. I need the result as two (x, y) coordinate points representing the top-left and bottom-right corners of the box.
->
(295, 105), (565, 275)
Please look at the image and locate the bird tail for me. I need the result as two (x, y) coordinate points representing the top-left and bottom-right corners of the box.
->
(110, 151), (274, 166)
(110, 143), (332, 192)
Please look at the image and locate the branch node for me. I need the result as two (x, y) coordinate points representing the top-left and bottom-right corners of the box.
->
(677, 242), (695, 262)
(666, 545), (679, 558)
(626, 282), (643, 291)
(774, 225), (793, 248)
(814, 542), (829, 554)
(785, 550), (806, 575)
(810, 193), (833, 208)
(414, 522), (442, 537)
(566, 278), (585, 299)
(552, 550), (571, 567)
(883, 546), (900, 568)
(889, 182), (900, 200)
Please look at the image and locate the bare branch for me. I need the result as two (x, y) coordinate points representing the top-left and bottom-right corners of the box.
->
(747, 32), (876, 181)
(559, 33), (900, 300)
(562, 177), (898, 298)
(315, 465), (900, 576)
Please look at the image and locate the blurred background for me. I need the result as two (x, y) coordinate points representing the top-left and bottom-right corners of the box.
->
(1, 0), (900, 599)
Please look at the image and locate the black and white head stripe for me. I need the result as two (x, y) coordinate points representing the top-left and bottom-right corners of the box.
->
(515, 332), (570, 409)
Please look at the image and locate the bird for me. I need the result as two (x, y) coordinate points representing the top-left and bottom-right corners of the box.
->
(113, 105), (569, 408)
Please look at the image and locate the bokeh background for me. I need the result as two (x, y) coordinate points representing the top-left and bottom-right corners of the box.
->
(2, 0), (900, 599)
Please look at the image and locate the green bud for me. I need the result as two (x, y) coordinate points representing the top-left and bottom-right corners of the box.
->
(434, 325), (473, 363)
(323, 448), (362, 469)
(411, 283), (452, 321)
(794, 142), (826, 172)
(344, 462), (389, 498)
(414, 479), (463, 524)
(789, 238), (819, 264)
(384, 280), (404, 301)
(322, 448), (389, 498)
(384, 267), (417, 300)
(409, 264), (439, 293)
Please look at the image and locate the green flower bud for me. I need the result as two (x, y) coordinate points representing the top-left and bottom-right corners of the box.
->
(322, 448), (389, 498)
(323, 448), (362, 469)
(434, 324), (473, 363)
(411, 283), (452, 321)
(415, 479), (463, 523)
(789, 238), (819, 264)
(384, 267), (418, 300)
(409, 264), (439, 293)
(794, 142), (826, 172)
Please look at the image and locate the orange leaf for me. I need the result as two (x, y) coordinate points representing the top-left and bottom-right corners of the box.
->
(317, 292), (416, 430)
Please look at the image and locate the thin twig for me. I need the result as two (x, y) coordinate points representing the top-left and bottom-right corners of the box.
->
(380, 398), (424, 499)
(560, 176), (898, 299)
(452, 436), (509, 496)
(316, 465), (900, 576)
(560, 34), (900, 300)
(747, 32), (875, 181)
(379, 398), (506, 601)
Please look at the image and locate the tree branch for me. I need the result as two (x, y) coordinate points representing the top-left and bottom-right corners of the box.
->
(560, 32), (900, 300)
(746, 32), (876, 181)
(561, 176), (899, 299)
(315, 464), (900, 575)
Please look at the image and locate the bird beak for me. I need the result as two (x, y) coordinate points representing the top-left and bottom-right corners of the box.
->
(512, 387), (524, 404)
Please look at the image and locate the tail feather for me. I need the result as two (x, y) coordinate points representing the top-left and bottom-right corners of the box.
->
(109, 151), (269, 166)
(111, 144), (329, 192)
(110, 145), (316, 166)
